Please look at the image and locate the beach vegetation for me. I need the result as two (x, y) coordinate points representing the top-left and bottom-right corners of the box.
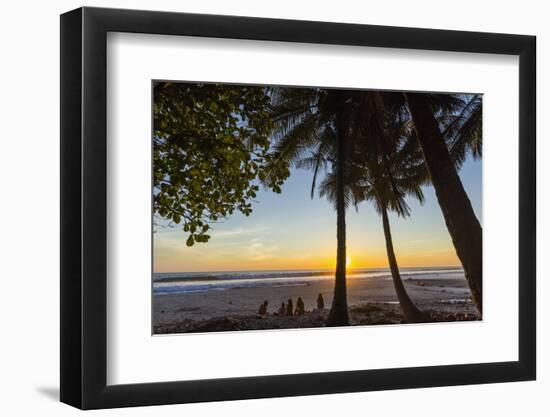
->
(153, 82), (290, 245)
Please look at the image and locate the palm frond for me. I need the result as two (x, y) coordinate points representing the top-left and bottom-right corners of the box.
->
(447, 95), (482, 168)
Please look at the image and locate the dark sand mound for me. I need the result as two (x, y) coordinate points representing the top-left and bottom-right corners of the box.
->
(154, 302), (480, 334)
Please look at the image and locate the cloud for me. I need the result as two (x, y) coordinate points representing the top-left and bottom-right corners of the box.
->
(212, 226), (269, 239)
(247, 237), (280, 261)
(155, 225), (271, 248)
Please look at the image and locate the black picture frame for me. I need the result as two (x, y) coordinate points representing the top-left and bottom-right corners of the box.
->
(60, 6), (536, 410)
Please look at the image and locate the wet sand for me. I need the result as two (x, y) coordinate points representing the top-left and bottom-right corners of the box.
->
(153, 274), (480, 334)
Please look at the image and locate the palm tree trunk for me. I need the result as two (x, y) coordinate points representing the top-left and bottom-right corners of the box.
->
(327, 106), (350, 326)
(405, 93), (483, 313)
(381, 206), (425, 322)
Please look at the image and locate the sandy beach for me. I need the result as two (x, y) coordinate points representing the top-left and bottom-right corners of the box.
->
(153, 271), (480, 334)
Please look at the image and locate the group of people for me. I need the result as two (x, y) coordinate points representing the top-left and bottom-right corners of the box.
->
(258, 294), (325, 316)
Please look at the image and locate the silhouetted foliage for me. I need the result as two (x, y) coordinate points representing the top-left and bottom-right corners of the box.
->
(153, 82), (289, 245)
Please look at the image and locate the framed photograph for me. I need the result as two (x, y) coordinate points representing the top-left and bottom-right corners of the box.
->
(60, 6), (536, 409)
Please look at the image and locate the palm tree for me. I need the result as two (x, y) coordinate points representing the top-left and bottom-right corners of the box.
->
(319, 114), (427, 323)
(442, 94), (482, 168)
(404, 92), (483, 313)
(267, 88), (362, 326)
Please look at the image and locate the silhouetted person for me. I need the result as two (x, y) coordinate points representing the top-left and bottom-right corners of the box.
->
(317, 293), (325, 310)
(286, 298), (293, 316)
(258, 300), (268, 315)
(295, 297), (305, 315)
(277, 302), (286, 316)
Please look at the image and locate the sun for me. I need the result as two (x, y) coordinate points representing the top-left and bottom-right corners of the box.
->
(346, 255), (352, 268)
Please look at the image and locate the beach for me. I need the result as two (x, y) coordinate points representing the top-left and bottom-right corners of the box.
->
(153, 268), (480, 334)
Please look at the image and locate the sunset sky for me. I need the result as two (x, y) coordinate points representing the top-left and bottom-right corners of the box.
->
(153, 154), (481, 273)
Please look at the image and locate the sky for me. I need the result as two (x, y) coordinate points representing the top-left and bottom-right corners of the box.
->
(153, 155), (482, 273)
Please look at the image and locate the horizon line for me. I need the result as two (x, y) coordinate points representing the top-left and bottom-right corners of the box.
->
(153, 265), (463, 275)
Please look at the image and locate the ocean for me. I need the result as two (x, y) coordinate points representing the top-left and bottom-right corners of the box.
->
(153, 266), (464, 296)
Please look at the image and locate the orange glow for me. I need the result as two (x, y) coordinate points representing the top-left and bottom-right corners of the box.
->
(154, 236), (462, 273)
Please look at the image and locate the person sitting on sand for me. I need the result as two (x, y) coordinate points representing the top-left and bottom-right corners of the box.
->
(278, 302), (286, 316)
(258, 300), (268, 315)
(295, 297), (305, 315)
(286, 298), (293, 316)
(317, 293), (325, 310)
